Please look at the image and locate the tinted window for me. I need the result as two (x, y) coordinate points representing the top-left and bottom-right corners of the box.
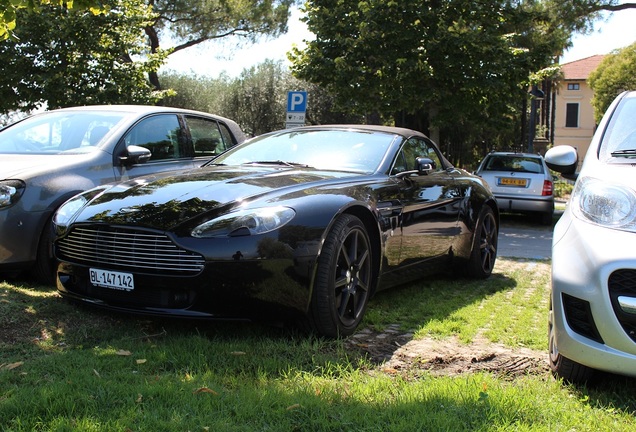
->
(484, 155), (543, 174)
(184, 116), (225, 157)
(125, 115), (183, 161)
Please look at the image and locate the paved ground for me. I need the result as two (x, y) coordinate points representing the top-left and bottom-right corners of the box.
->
(498, 223), (553, 259)
(497, 207), (564, 260)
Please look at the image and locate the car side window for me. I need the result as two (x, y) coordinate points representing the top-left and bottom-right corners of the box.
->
(125, 115), (183, 161)
(185, 116), (226, 157)
(392, 137), (443, 175)
(219, 123), (237, 147)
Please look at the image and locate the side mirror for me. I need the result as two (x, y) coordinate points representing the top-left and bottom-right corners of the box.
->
(416, 157), (435, 175)
(545, 145), (578, 181)
(119, 145), (152, 166)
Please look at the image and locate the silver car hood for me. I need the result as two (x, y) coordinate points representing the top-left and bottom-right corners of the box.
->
(0, 153), (98, 179)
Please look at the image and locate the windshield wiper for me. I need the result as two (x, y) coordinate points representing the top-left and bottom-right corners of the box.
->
(611, 149), (636, 157)
(245, 160), (311, 168)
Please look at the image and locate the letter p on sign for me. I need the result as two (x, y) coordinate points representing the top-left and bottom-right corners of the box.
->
(287, 91), (307, 113)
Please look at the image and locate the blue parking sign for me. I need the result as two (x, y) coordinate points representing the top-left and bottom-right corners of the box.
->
(287, 91), (307, 113)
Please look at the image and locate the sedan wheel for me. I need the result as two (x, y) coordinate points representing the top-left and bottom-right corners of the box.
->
(310, 214), (372, 338)
(466, 206), (498, 278)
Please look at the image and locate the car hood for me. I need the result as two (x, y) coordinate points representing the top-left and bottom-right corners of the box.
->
(0, 153), (100, 178)
(74, 165), (359, 230)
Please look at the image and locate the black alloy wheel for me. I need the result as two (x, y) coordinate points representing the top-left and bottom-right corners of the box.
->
(310, 214), (372, 338)
(467, 205), (498, 278)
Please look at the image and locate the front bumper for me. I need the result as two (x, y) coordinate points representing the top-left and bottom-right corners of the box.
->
(0, 205), (47, 270)
(551, 211), (636, 377)
(56, 257), (313, 321)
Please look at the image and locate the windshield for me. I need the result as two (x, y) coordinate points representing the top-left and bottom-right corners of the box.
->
(0, 110), (127, 155)
(600, 94), (636, 160)
(210, 129), (398, 173)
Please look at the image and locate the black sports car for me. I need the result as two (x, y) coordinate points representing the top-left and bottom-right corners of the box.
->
(53, 125), (499, 337)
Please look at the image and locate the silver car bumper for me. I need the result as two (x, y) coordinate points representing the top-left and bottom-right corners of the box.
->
(494, 194), (553, 214)
(551, 211), (636, 377)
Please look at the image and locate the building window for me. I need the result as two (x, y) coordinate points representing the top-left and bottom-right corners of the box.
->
(567, 83), (580, 90)
(565, 103), (579, 128)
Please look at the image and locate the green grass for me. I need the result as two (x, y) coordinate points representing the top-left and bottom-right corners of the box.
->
(2, 260), (636, 431)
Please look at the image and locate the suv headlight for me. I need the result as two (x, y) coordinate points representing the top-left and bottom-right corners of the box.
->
(571, 176), (636, 228)
(192, 206), (296, 238)
(0, 180), (26, 209)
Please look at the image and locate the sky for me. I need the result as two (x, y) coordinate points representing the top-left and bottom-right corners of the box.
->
(163, 5), (636, 78)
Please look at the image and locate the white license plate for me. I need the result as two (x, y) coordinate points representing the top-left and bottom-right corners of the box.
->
(90, 268), (134, 291)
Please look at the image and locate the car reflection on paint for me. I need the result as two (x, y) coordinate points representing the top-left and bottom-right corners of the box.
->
(53, 125), (499, 337)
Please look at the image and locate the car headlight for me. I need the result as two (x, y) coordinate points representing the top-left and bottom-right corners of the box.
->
(571, 176), (636, 229)
(0, 180), (26, 209)
(53, 187), (108, 229)
(53, 195), (89, 228)
(192, 206), (296, 238)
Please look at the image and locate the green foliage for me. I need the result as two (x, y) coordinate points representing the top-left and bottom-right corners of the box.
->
(0, 0), (169, 113)
(289, 0), (570, 163)
(153, 0), (295, 52)
(161, 61), (364, 136)
(588, 42), (636, 122)
(0, 0), (105, 39)
(161, 72), (232, 114)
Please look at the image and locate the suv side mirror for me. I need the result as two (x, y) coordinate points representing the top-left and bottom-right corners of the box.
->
(545, 146), (578, 181)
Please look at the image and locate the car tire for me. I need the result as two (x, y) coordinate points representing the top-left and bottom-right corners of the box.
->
(33, 218), (56, 286)
(541, 211), (553, 226)
(548, 303), (594, 384)
(465, 205), (498, 278)
(309, 214), (372, 338)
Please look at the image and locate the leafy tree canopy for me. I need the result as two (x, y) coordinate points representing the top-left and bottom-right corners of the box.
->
(588, 42), (636, 121)
(0, 0), (168, 113)
(289, 0), (635, 158)
(291, 1), (565, 132)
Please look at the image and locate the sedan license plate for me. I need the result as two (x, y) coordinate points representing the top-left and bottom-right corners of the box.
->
(90, 268), (134, 291)
(499, 177), (527, 187)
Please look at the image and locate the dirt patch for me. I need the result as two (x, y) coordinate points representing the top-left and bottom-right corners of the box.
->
(346, 325), (549, 379)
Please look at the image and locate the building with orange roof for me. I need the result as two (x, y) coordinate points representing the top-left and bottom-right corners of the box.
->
(553, 54), (606, 161)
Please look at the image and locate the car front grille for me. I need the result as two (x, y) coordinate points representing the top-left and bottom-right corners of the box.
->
(56, 225), (205, 275)
(608, 269), (636, 343)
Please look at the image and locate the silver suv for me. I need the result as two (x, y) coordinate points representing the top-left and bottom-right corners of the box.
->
(474, 152), (554, 225)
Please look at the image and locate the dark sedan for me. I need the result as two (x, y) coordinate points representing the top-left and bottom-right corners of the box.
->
(0, 105), (245, 282)
(53, 125), (499, 337)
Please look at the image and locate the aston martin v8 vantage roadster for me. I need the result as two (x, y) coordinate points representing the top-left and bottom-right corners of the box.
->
(53, 125), (499, 337)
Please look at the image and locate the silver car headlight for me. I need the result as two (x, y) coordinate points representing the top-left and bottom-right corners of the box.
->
(571, 176), (636, 229)
(0, 180), (26, 209)
(192, 206), (296, 238)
